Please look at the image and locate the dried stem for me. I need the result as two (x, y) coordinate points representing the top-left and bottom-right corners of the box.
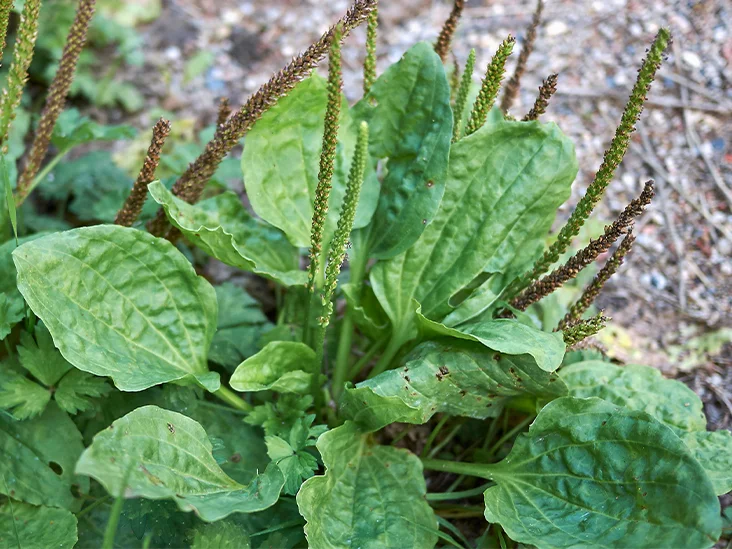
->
(434, 0), (465, 63)
(557, 232), (635, 330)
(511, 181), (654, 311)
(114, 118), (171, 227)
(147, 0), (376, 238)
(465, 36), (515, 136)
(525, 29), (670, 281)
(500, 0), (543, 113)
(16, 0), (96, 202)
(523, 72), (558, 121)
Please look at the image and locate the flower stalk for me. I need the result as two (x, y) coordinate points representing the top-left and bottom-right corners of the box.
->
(500, 0), (543, 113)
(465, 36), (515, 136)
(16, 0), (97, 203)
(525, 28), (670, 281)
(114, 118), (171, 227)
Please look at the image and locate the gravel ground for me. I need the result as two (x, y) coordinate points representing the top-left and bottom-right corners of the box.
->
(116, 0), (731, 428)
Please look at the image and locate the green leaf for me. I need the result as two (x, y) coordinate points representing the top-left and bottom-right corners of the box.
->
(209, 283), (274, 370)
(0, 294), (23, 340)
(0, 368), (50, 419)
(0, 234), (46, 338)
(0, 501), (77, 549)
(681, 430), (732, 496)
(371, 118), (578, 347)
(51, 109), (135, 150)
(353, 41), (453, 258)
(230, 341), (316, 394)
(265, 436), (318, 496)
(13, 226), (220, 392)
(418, 314), (566, 373)
(55, 370), (111, 415)
(191, 520), (252, 549)
(342, 340), (567, 432)
(560, 361), (707, 433)
(0, 403), (88, 510)
(17, 324), (72, 386)
(2, 157), (17, 243)
(242, 75), (378, 248)
(297, 421), (438, 549)
(75, 405), (285, 522)
(149, 182), (306, 287)
(481, 397), (721, 549)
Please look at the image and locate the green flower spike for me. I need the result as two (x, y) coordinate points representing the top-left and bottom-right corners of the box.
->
(452, 48), (476, 142)
(363, 3), (378, 94)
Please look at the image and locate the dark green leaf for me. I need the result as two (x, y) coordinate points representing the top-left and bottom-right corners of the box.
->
(230, 341), (316, 394)
(76, 405), (285, 522)
(0, 403), (88, 510)
(342, 339), (566, 432)
(149, 181), (306, 287)
(481, 397), (721, 548)
(353, 41), (453, 258)
(13, 226), (220, 392)
(371, 118), (577, 348)
(0, 501), (77, 549)
(51, 109), (135, 150)
(191, 520), (252, 549)
(0, 294), (23, 340)
(0, 234), (46, 338)
(297, 421), (437, 548)
(209, 282), (274, 370)
(242, 75), (378, 248)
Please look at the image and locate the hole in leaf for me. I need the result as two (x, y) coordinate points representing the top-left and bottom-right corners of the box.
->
(49, 461), (63, 475)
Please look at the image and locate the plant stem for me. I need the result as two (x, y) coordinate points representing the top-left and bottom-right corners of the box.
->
(427, 482), (493, 501)
(486, 416), (532, 458)
(348, 335), (387, 379)
(102, 465), (133, 549)
(428, 420), (465, 459)
(421, 415), (450, 458)
(421, 458), (493, 480)
(368, 333), (405, 378)
(76, 495), (112, 518)
(213, 386), (252, 413)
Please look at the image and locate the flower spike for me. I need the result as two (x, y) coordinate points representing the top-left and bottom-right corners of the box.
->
(0, 0), (13, 60)
(16, 0), (96, 203)
(0, 0), (42, 153)
(147, 0), (377, 238)
(465, 36), (515, 136)
(363, 3), (378, 94)
(500, 0), (543, 113)
(453, 49), (476, 142)
(562, 313), (609, 347)
(511, 181), (653, 311)
(216, 97), (232, 127)
(434, 0), (465, 63)
(525, 29), (671, 281)
(114, 118), (171, 227)
(523, 72), (558, 121)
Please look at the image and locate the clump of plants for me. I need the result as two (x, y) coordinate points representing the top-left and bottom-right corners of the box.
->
(1, 0), (730, 547)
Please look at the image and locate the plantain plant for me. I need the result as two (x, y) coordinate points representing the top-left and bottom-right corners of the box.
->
(0, 0), (729, 548)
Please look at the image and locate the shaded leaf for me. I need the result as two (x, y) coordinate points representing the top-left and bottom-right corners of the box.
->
(230, 341), (316, 394)
(0, 403), (88, 510)
(371, 118), (577, 347)
(13, 226), (220, 392)
(342, 339), (567, 432)
(191, 520), (252, 549)
(0, 235), (46, 337)
(51, 109), (135, 150)
(481, 397), (721, 549)
(353, 41), (453, 258)
(209, 283), (274, 370)
(0, 501), (77, 549)
(149, 181), (305, 287)
(297, 421), (437, 549)
(75, 405), (285, 522)
(242, 75), (378, 248)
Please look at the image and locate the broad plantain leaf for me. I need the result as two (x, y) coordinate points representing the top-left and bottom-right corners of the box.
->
(209, 283), (274, 370)
(342, 339), (567, 432)
(0, 403), (88, 510)
(681, 430), (732, 496)
(561, 361), (730, 494)
(149, 182), (305, 287)
(75, 405), (285, 522)
(230, 341), (316, 394)
(560, 361), (707, 433)
(418, 313), (566, 373)
(13, 226), (220, 392)
(353, 41), (453, 258)
(371, 119), (577, 348)
(297, 421), (438, 549)
(242, 75), (378, 248)
(480, 397), (721, 549)
(0, 501), (77, 549)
